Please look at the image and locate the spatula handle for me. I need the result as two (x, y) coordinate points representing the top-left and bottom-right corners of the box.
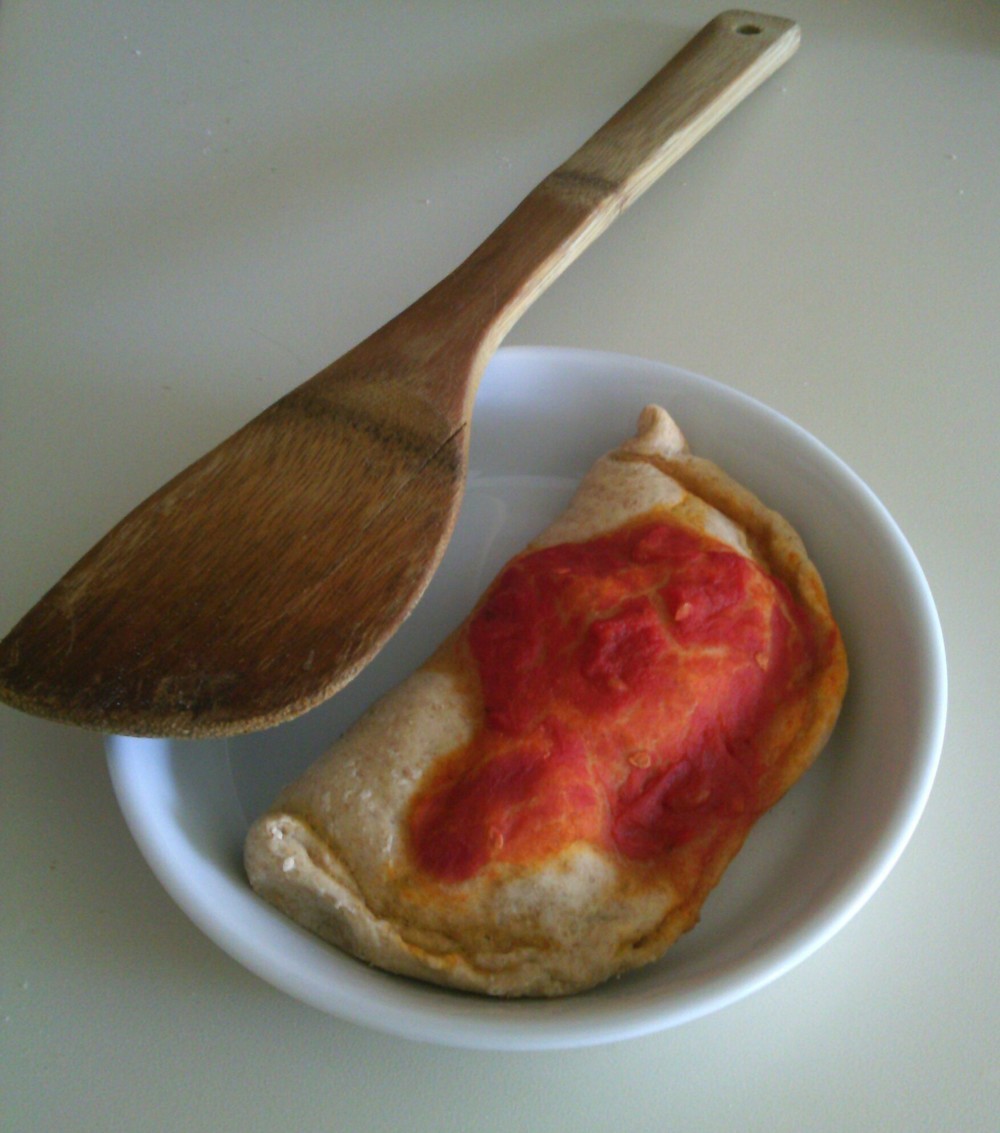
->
(419, 10), (799, 378)
(557, 10), (799, 220)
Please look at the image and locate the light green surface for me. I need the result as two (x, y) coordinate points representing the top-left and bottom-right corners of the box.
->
(2, 2), (997, 1129)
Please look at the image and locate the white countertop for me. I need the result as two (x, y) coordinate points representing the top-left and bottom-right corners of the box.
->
(2, 2), (996, 1129)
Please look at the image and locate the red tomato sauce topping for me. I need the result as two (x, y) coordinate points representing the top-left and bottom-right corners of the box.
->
(409, 516), (816, 883)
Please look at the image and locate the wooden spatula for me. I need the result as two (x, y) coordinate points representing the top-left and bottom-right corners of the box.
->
(0, 11), (799, 737)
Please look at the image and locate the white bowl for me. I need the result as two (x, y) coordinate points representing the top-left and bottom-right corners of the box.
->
(107, 346), (946, 1050)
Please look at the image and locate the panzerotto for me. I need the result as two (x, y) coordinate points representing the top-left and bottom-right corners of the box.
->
(245, 405), (848, 996)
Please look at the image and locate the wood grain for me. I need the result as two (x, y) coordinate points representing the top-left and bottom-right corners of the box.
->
(0, 11), (799, 736)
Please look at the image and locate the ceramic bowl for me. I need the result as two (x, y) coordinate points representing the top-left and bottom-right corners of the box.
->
(107, 347), (946, 1050)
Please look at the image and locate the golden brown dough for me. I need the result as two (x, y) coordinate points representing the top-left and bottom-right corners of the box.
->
(245, 406), (847, 997)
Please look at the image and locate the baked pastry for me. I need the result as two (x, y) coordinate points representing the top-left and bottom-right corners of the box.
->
(244, 406), (847, 997)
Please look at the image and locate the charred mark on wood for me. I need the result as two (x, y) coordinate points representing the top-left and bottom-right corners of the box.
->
(550, 167), (621, 198)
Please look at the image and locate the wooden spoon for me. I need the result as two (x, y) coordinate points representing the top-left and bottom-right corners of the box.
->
(0, 11), (799, 737)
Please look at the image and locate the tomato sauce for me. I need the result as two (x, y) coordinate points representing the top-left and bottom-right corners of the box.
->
(409, 515), (816, 883)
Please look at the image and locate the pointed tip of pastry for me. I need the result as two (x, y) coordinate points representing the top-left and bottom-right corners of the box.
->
(621, 404), (688, 458)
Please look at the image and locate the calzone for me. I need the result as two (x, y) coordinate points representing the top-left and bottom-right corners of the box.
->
(245, 406), (848, 997)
